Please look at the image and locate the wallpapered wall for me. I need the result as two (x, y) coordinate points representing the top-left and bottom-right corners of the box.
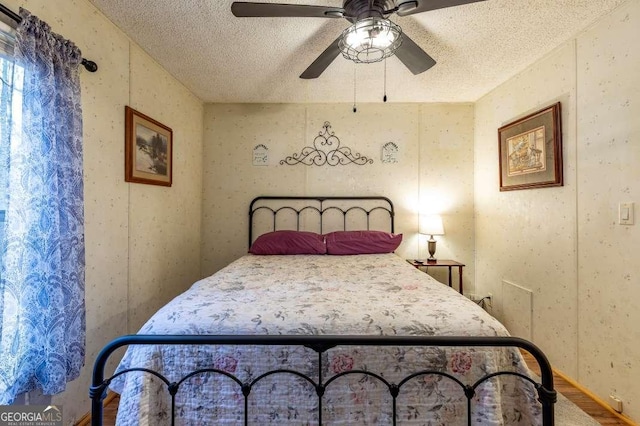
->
(201, 103), (476, 290)
(474, 0), (639, 421)
(2, 0), (204, 423)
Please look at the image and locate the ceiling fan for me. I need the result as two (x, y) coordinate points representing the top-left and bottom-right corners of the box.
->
(231, 0), (486, 79)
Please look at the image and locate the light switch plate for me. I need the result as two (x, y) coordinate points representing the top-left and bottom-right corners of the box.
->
(619, 202), (634, 225)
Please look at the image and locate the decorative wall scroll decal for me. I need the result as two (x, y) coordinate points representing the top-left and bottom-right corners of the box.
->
(280, 121), (373, 166)
(253, 144), (268, 166)
(381, 142), (398, 163)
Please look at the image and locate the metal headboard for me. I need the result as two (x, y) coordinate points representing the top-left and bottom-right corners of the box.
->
(248, 196), (395, 248)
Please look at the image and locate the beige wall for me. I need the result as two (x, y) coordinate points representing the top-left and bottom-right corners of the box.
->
(475, 41), (578, 366)
(201, 103), (476, 292)
(3, 0), (204, 423)
(475, 0), (639, 421)
(576, 0), (640, 420)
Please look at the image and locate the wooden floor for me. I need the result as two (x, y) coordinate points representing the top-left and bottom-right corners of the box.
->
(95, 357), (631, 425)
(521, 352), (630, 425)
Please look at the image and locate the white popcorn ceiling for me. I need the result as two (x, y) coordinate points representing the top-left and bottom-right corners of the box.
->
(88, 0), (627, 103)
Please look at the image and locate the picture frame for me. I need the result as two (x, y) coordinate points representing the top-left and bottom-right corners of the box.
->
(125, 106), (172, 186)
(498, 102), (562, 191)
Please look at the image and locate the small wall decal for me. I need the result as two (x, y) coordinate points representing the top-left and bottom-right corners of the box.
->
(280, 121), (373, 166)
(253, 144), (268, 166)
(381, 142), (398, 164)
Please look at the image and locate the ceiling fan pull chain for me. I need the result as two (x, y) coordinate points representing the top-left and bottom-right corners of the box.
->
(383, 58), (388, 103)
(353, 63), (357, 113)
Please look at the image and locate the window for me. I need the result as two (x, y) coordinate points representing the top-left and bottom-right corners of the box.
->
(0, 22), (22, 250)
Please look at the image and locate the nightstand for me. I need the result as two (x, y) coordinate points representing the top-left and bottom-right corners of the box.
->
(407, 259), (465, 295)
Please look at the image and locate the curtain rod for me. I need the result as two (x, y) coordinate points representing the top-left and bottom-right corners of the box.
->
(0, 3), (98, 72)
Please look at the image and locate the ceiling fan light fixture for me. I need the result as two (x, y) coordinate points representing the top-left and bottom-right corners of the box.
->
(338, 17), (403, 64)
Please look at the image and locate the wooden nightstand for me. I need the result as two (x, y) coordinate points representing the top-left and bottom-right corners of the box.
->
(407, 259), (465, 295)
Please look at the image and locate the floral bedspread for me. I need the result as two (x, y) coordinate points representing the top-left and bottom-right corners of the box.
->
(111, 254), (541, 425)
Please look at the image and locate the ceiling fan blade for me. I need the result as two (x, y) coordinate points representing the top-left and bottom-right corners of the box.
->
(396, 0), (486, 17)
(394, 32), (436, 75)
(231, 2), (344, 18)
(299, 37), (342, 79)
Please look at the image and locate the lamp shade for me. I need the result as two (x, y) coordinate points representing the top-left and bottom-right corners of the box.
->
(419, 215), (444, 236)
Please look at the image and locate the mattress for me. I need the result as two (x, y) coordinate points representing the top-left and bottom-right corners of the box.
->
(111, 253), (541, 425)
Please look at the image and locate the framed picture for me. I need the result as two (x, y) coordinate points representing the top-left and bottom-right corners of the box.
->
(125, 106), (172, 186)
(498, 102), (562, 191)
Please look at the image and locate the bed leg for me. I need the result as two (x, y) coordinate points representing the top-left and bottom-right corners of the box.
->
(88, 383), (108, 426)
(538, 384), (557, 425)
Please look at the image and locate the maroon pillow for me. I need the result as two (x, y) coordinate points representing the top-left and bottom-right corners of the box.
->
(249, 230), (326, 255)
(324, 230), (402, 255)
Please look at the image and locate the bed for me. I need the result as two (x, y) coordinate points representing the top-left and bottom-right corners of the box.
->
(90, 196), (556, 425)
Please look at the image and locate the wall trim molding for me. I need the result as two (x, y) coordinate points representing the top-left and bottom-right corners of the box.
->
(552, 368), (637, 426)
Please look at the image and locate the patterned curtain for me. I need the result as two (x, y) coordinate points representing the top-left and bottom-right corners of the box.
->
(0, 9), (85, 404)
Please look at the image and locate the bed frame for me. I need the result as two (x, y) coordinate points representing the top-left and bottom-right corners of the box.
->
(90, 196), (557, 425)
(248, 195), (395, 247)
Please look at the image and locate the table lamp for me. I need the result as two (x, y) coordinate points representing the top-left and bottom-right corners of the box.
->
(420, 214), (444, 262)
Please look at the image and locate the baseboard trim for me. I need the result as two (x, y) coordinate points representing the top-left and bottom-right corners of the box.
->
(553, 368), (637, 426)
(75, 391), (117, 426)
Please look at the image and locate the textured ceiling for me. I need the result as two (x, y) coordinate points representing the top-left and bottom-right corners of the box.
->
(88, 0), (626, 103)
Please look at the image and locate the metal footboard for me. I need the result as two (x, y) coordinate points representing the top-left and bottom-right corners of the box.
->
(90, 335), (556, 425)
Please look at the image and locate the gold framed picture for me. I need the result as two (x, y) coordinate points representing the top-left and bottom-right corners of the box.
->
(498, 102), (562, 191)
(125, 106), (172, 187)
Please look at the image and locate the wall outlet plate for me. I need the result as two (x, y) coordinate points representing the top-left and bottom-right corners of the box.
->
(608, 395), (623, 413)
